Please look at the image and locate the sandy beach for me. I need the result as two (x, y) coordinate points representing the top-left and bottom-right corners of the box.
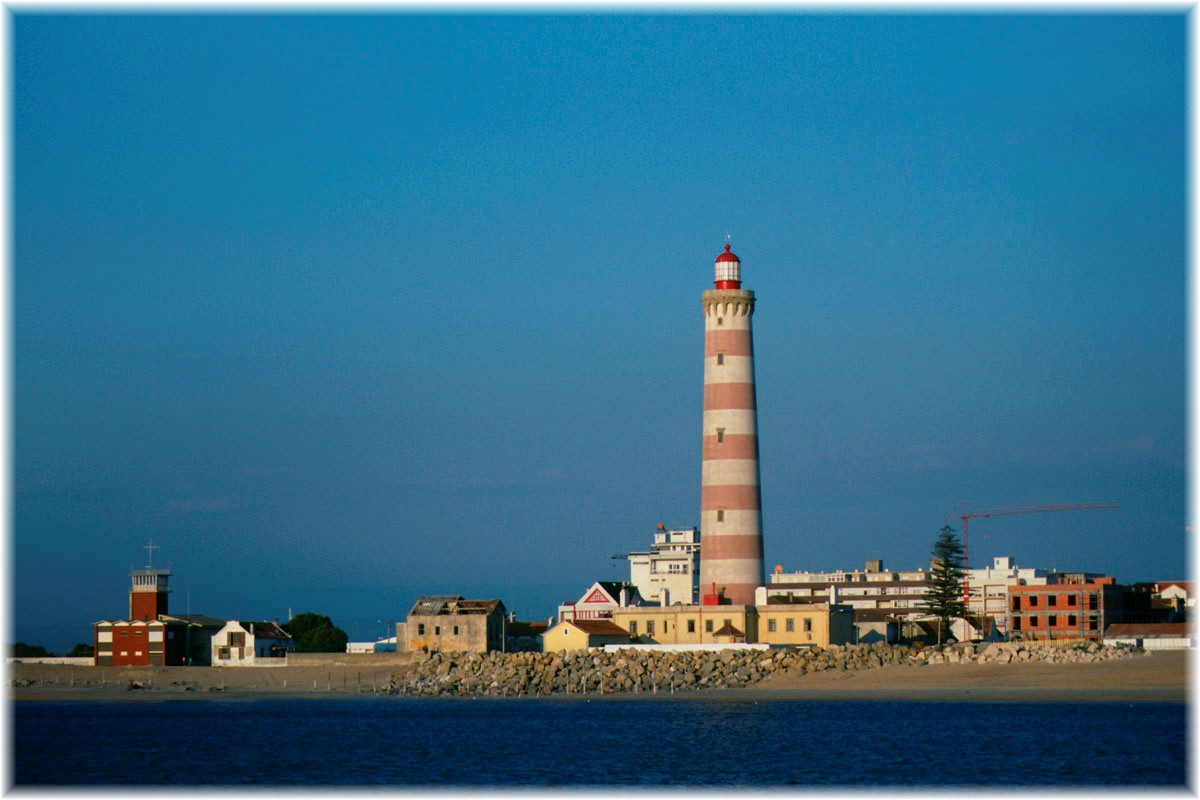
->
(7, 650), (1189, 703)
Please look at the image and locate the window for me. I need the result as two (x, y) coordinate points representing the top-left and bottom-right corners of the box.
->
(435, 626), (441, 636)
(768, 619), (776, 632)
(1012, 618), (1022, 631)
(716, 352), (725, 365)
(1068, 615), (1077, 626)
(453, 626), (459, 636)
(647, 620), (656, 635)
(418, 624), (425, 636)
(228, 632), (245, 647)
(717, 317), (724, 326)
(786, 619), (794, 632)
(717, 509), (725, 522)
(1049, 595), (1057, 607)
(1028, 596), (1039, 608)
(705, 620), (713, 633)
(629, 621), (638, 635)
(803, 619), (812, 633)
(716, 428), (725, 444)
(1030, 615), (1040, 627)
(687, 620), (696, 633)
(1048, 615), (1058, 627)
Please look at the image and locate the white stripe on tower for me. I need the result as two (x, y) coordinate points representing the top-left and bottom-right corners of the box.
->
(699, 242), (764, 606)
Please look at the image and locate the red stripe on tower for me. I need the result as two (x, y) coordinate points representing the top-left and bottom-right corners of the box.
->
(699, 242), (764, 606)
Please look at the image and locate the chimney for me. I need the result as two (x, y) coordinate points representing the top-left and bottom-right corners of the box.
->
(829, 585), (839, 605)
(619, 587), (627, 607)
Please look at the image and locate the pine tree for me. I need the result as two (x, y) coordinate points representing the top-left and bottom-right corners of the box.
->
(922, 525), (966, 645)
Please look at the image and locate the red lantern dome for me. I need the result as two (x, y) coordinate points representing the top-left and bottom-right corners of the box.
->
(714, 243), (741, 289)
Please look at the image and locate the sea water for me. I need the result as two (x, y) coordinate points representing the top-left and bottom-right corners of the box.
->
(12, 697), (1188, 787)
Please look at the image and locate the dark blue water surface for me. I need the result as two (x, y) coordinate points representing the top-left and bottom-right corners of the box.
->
(13, 698), (1188, 786)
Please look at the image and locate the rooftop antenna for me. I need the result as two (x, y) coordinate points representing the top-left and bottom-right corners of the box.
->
(144, 538), (160, 570)
(724, 231), (732, 245)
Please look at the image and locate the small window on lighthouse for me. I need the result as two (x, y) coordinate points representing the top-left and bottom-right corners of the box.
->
(716, 428), (725, 444)
(717, 509), (725, 522)
(716, 352), (725, 365)
(716, 318), (724, 326)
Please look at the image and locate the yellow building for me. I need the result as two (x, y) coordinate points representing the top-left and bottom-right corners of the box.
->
(541, 619), (632, 653)
(610, 605), (758, 645)
(607, 601), (853, 647)
(756, 601), (854, 647)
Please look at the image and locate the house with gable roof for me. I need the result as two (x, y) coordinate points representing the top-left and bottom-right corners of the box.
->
(542, 618), (632, 653)
(556, 581), (644, 623)
(212, 621), (294, 666)
(403, 595), (507, 653)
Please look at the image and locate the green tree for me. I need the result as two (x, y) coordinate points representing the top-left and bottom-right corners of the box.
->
(12, 642), (53, 658)
(67, 643), (95, 658)
(282, 612), (349, 653)
(921, 525), (966, 646)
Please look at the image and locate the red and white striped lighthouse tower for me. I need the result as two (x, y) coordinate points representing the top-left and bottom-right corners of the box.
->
(699, 242), (764, 606)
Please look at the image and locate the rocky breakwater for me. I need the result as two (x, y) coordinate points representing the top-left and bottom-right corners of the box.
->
(386, 641), (1147, 698)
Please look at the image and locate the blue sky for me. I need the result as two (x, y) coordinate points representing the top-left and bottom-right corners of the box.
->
(11, 12), (1186, 650)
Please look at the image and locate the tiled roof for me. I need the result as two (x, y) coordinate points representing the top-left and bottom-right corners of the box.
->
(238, 622), (292, 640)
(569, 619), (629, 636)
(712, 622), (745, 637)
(1105, 622), (1191, 637)
(159, 614), (226, 628)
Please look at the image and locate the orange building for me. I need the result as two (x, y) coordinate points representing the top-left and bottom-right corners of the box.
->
(1007, 574), (1150, 642)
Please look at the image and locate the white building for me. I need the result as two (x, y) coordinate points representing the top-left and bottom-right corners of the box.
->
(762, 560), (931, 642)
(212, 621), (294, 666)
(771, 559), (928, 587)
(964, 556), (1048, 637)
(557, 581), (644, 623)
(1155, 581), (1195, 608)
(626, 526), (700, 605)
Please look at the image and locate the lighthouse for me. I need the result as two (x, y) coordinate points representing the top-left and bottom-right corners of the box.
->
(699, 242), (764, 606)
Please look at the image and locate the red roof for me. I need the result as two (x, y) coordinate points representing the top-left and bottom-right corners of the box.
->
(715, 243), (740, 263)
(1106, 622), (1191, 637)
(569, 619), (629, 636)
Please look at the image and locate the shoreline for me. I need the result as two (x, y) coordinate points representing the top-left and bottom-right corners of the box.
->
(8, 650), (1189, 704)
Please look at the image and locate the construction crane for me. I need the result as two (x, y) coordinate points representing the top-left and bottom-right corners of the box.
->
(946, 501), (1119, 612)
(949, 502), (1120, 568)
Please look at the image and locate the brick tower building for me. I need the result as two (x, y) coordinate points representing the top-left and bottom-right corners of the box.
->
(129, 541), (171, 620)
(699, 242), (764, 605)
